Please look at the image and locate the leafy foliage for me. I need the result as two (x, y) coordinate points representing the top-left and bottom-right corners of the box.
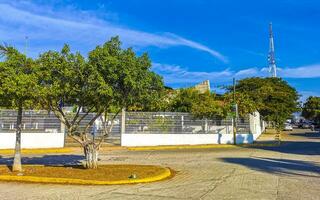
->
(231, 77), (299, 131)
(0, 45), (39, 108)
(302, 96), (320, 124)
(191, 92), (226, 119)
(169, 88), (201, 112)
(223, 92), (256, 117)
(37, 36), (164, 168)
(159, 88), (227, 119)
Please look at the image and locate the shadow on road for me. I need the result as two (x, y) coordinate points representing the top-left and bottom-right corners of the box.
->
(221, 157), (320, 177)
(0, 155), (84, 166)
(288, 132), (320, 139)
(248, 141), (320, 156)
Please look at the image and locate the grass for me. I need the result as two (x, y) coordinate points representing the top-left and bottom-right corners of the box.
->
(264, 128), (278, 134)
(0, 164), (172, 185)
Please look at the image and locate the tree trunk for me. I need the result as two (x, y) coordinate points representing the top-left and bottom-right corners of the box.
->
(12, 106), (23, 172)
(275, 128), (281, 145)
(83, 143), (99, 169)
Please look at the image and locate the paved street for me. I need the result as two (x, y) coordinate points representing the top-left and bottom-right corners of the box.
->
(0, 129), (320, 200)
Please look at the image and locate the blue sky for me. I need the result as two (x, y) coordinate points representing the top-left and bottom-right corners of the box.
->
(1, 0), (319, 101)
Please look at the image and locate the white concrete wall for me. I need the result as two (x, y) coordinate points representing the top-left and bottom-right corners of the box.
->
(121, 111), (266, 147)
(0, 132), (65, 149)
(121, 133), (261, 147)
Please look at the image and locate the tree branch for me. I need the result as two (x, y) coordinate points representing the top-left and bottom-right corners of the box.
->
(71, 106), (82, 125)
(96, 109), (122, 148)
(83, 111), (103, 136)
(74, 105), (95, 126)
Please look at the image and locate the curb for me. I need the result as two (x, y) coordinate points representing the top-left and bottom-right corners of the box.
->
(128, 144), (238, 151)
(0, 148), (74, 155)
(128, 143), (281, 151)
(0, 167), (171, 185)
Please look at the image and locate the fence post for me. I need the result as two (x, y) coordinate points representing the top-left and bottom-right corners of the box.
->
(232, 118), (236, 144)
(120, 108), (126, 135)
(181, 115), (184, 131)
(204, 119), (208, 133)
(61, 122), (66, 147)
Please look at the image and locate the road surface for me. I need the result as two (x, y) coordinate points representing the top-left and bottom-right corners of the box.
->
(0, 129), (319, 200)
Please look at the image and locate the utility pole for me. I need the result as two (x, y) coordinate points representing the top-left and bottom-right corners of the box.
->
(24, 36), (28, 56)
(233, 78), (237, 145)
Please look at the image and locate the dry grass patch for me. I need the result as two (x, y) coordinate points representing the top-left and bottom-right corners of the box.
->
(0, 165), (171, 184)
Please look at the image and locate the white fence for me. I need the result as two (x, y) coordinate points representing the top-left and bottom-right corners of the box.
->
(121, 111), (265, 146)
(0, 110), (265, 148)
(0, 110), (65, 149)
(0, 132), (65, 149)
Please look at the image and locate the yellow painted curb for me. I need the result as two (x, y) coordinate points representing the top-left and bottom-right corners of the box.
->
(128, 144), (238, 151)
(0, 168), (171, 185)
(0, 148), (73, 155)
(128, 142), (281, 151)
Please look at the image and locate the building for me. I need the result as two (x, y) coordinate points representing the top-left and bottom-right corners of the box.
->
(194, 80), (210, 93)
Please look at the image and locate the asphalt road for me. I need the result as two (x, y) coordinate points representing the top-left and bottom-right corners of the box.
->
(0, 129), (320, 200)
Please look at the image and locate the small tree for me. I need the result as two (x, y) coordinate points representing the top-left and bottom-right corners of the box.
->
(302, 96), (320, 124)
(0, 45), (39, 171)
(37, 37), (163, 168)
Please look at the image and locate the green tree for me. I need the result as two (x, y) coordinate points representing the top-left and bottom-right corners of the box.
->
(167, 88), (226, 119)
(232, 77), (299, 133)
(0, 45), (39, 171)
(191, 92), (227, 119)
(223, 92), (256, 117)
(302, 96), (320, 124)
(38, 37), (163, 168)
(169, 88), (200, 112)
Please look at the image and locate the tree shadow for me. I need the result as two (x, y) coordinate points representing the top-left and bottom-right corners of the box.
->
(288, 132), (320, 139)
(0, 155), (84, 166)
(221, 157), (320, 177)
(248, 141), (320, 156)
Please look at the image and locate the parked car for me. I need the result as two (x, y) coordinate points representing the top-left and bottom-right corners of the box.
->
(298, 122), (312, 129)
(284, 123), (293, 131)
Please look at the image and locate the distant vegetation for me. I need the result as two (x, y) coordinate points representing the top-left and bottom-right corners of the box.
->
(302, 96), (320, 124)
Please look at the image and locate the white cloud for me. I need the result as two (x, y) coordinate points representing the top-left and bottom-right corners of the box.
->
(0, 2), (227, 62)
(152, 63), (320, 86)
(235, 68), (259, 76)
(152, 63), (232, 84)
(278, 64), (320, 78)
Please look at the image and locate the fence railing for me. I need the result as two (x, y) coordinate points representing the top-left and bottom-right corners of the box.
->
(0, 110), (252, 135)
(125, 112), (251, 134)
(0, 110), (61, 133)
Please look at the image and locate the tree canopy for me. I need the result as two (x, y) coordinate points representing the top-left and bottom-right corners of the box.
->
(191, 91), (226, 119)
(37, 36), (164, 168)
(0, 46), (39, 109)
(302, 96), (320, 124)
(230, 77), (299, 130)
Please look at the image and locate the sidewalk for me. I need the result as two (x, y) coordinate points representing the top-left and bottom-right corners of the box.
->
(251, 129), (280, 146)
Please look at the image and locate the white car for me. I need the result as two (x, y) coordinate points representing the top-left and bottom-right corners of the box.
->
(284, 123), (293, 131)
